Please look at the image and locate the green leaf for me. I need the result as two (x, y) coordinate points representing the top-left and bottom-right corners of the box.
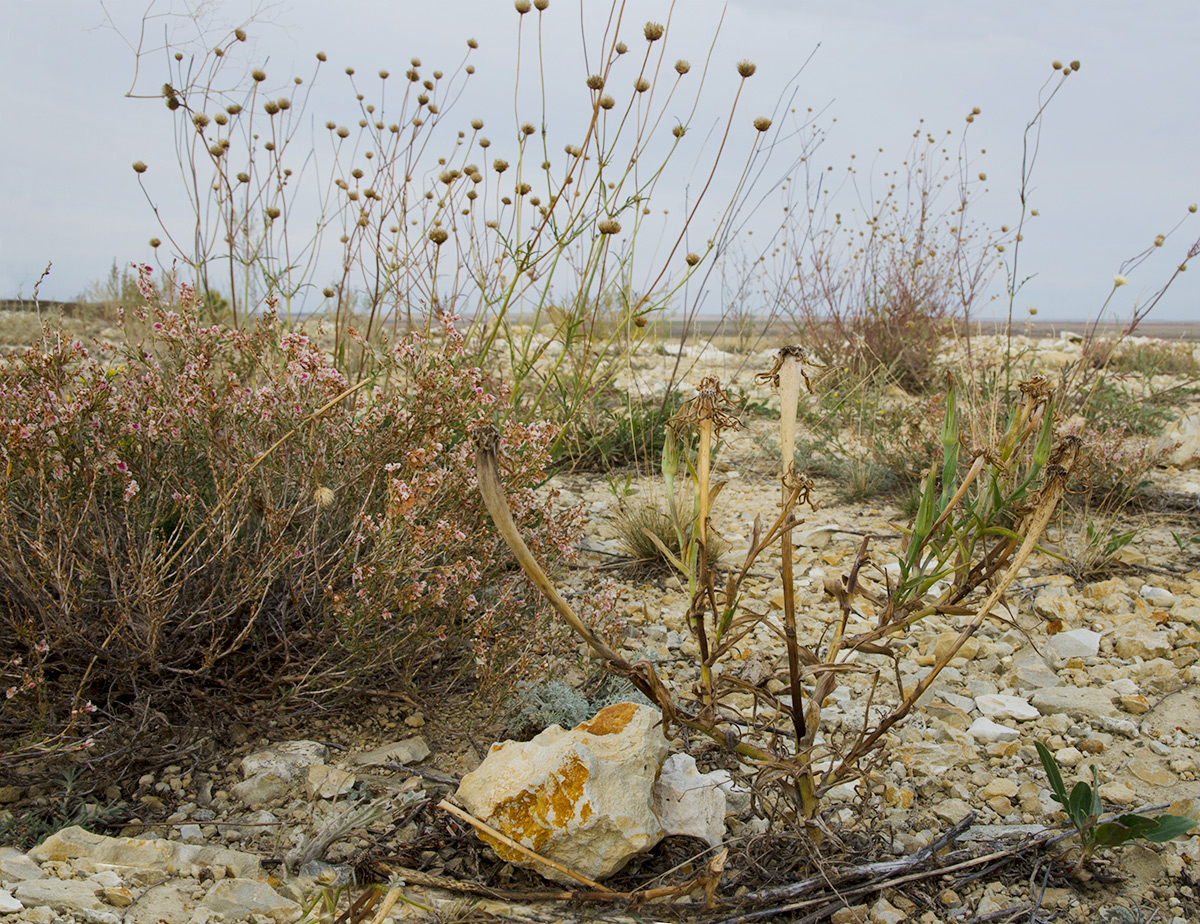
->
(1067, 780), (1098, 831)
(1090, 819), (1144, 849)
(1139, 814), (1199, 843)
(1035, 741), (1069, 807)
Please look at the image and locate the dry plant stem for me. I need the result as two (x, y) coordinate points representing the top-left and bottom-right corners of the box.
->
(438, 799), (613, 892)
(695, 414), (715, 702)
(367, 887), (404, 924)
(472, 427), (629, 667)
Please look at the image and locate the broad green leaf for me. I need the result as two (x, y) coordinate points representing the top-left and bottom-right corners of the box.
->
(1139, 814), (1199, 843)
(1035, 742), (1069, 807)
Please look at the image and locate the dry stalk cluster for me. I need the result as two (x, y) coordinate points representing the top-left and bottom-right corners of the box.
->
(477, 348), (1076, 823)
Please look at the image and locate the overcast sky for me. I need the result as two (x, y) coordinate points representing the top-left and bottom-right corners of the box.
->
(3, 0), (1198, 321)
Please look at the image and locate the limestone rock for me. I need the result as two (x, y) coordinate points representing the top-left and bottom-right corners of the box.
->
(1114, 630), (1172, 661)
(968, 717), (1019, 743)
(121, 881), (198, 924)
(1158, 412), (1200, 469)
(0, 847), (47, 883)
(652, 753), (726, 847)
(974, 694), (1039, 722)
(30, 826), (261, 879)
(1046, 629), (1101, 660)
(1030, 687), (1118, 721)
(241, 740), (328, 782)
(931, 798), (974, 824)
(0, 890), (23, 914)
(12, 879), (103, 914)
(198, 878), (301, 924)
(456, 702), (668, 883)
(305, 765), (356, 799)
(351, 736), (431, 767)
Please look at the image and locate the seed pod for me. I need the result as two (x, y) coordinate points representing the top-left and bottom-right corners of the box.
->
(429, 228), (449, 245)
(644, 22), (664, 41)
(753, 117), (772, 132)
(598, 218), (621, 234)
(737, 60), (757, 77)
(675, 59), (690, 75)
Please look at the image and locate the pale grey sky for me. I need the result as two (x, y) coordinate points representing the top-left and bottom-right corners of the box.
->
(3, 0), (1198, 321)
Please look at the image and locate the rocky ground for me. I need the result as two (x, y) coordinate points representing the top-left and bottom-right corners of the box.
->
(2, 331), (1200, 924)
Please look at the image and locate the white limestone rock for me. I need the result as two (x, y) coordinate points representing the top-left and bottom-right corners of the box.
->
(652, 753), (727, 847)
(1046, 629), (1101, 660)
(456, 702), (668, 883)
(974, 694), (1039, 722)
(198, 878), (301, 924)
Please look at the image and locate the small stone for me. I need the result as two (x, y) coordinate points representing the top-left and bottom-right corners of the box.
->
(1128, 757), (1176, 787)
(931, 633), (980, 662)
(13, 879), (103, 914)
(1141, 585), (1177, 607)
(0, 786), (23, 805)
(981, 779), (1019, 799)
(1035, 593), (1080, 622)
(931, 798), (974, 824)
(1115, 630), (1172, 660)
(305, 765), (356, 799)
(232, 772), (290, 806)
(0, 890), (23, 914)
(968, 717), (1019, 743)
(652, 753), (726, 847)
(198, 879), (301, 923)
(831, 905), (869, 924)
(1119, 693), (1151, 714)
(868, 895), (907, 924)
(102, 886), (135, 908)
(975, 694), (1039, 721)
(352, 736), (431, 767)
(178, 824), (204, 843)
(1030, 686), (1118, 721)
(0, 847), (47, 883)
(240, 740), (328, 783)
(404, 712), (426, 728)
(1054, 746), (1083, 767)
(1046, 629), (1101, 660)
(1097, 781), (1138, 806)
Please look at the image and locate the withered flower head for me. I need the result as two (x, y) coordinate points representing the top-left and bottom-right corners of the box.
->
(670, 375), (743, 435)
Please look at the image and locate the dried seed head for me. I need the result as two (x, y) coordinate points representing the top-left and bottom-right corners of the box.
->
(672, 125), (685, 138)
(586, 74), (605, 90)
(468, 37), (478, 49)
(515, 0), (531, 12)
(479, 137), (491, 148)
(598, 218), (621, 234)
(214, 112), (228, 125)
(1070, 60), (1081, 71)
(276, 96), (290, 109)
(634, 77), (650, 93)
(615, 41), (628, 54)
(132, 161), (148, 174)
(237, 171), (250, 183)
(312, 485), (335, 509)
(564, 144), (582, 156)
(429, 228), (449, 245)
(644, 22), (664, 41)
(213, 46), (224, 57)
(685, 252), (700, 266)
(379, 69), (389, 79)
(336, 126), (350, 138)
(251, 68), (266, 82)
(351, 167), (363, 179)
(149, 238), (161, 248)
(465, 64), (475, 74)
(227, 104), (242, 115)
(517, 182), (531, 195)
(753, 116), (772, 132)
(674, 59), (690, 75)
(264, 100), (280, 115)
(345, 66), (355, 75)
(208, 143), (224, 157)
(433, 70), (443, 80)
(599, 94), (615, 110)
(316, 51), (327, 62)
(192, 112), (210, 129)
(471, 117), (484, 130)
(1113, 274), (1128, 287)
(1190, 204), (1198, 213)
(978, 172), (987, 181)
(266, 206), (280, 219)
(1052, 60), (1062, 70)
(1155, 234), (1165, 247)
(234, 28), (246, 41)
(534, 0), (549, 8)
(521, 122), (536, 135)
(493, 158), (509, 172)
(736, 60), (757, 78)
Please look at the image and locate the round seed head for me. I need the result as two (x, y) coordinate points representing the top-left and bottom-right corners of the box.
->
(313, 486), (335, 509)
(1189, 204), (1198, 213)
(599, 94), (615, 110)
(149, 238), (161, 248)
(1052, 60), (1062, 70)
(264, 100), (280, 115)
(480, 137), (491, 148)
(251, 68), (266, 82)
(515, 0), (531, 12)
(517, 182), (531, 195)
(493, 158), (509, 173)
(214, 46), (224, 57)
(266, 207), (280, 219)
(686, 252), (700, 266)
(214, 112), (228, 125)
(972, 106), (981, 115)
(674, 59), (690, 75)
(237, 172), (250, 183)
(345, 66), (355, 75)
(564, 144), (582, 156)
(471, 117), (484, 129)
(316, 51), (327, 61)
(234, 28), (246, 41)
(1113, 274), (1128, 287)
(175, 52), (182, 61)
(1155, 234), (1165, 247)
(227, 104), (242, 115)
(978, 172), (987, 181)
(535, 0), (549, 9)
(192, 112), (210, 129)
(521, 122), (536, 135)
(466, 64), (475, 74)
(598, 218), (621, 235)
(634, 77), (650, 93)
(753, 116), (772, 132)
(736, 60), (757, 78)
(672, 124), (685, 138)
(586, 74), (605, 90)
(132, 160), (148, 174)
(1070, 60), (1081, 71)
(468, 38), (478, 48)
(351, 168), (364, 179)
(379, 69), (389, 79)
(208, 143), (224, 156)
(433, 70), (443, 79)
(615, 41), (627, 54)
(429, 228), (449, 244)
(336, 126), (350, 138)
(644, 22), (664, 41)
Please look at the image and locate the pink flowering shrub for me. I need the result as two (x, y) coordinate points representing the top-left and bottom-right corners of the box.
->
(0, 268), (581, 765)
